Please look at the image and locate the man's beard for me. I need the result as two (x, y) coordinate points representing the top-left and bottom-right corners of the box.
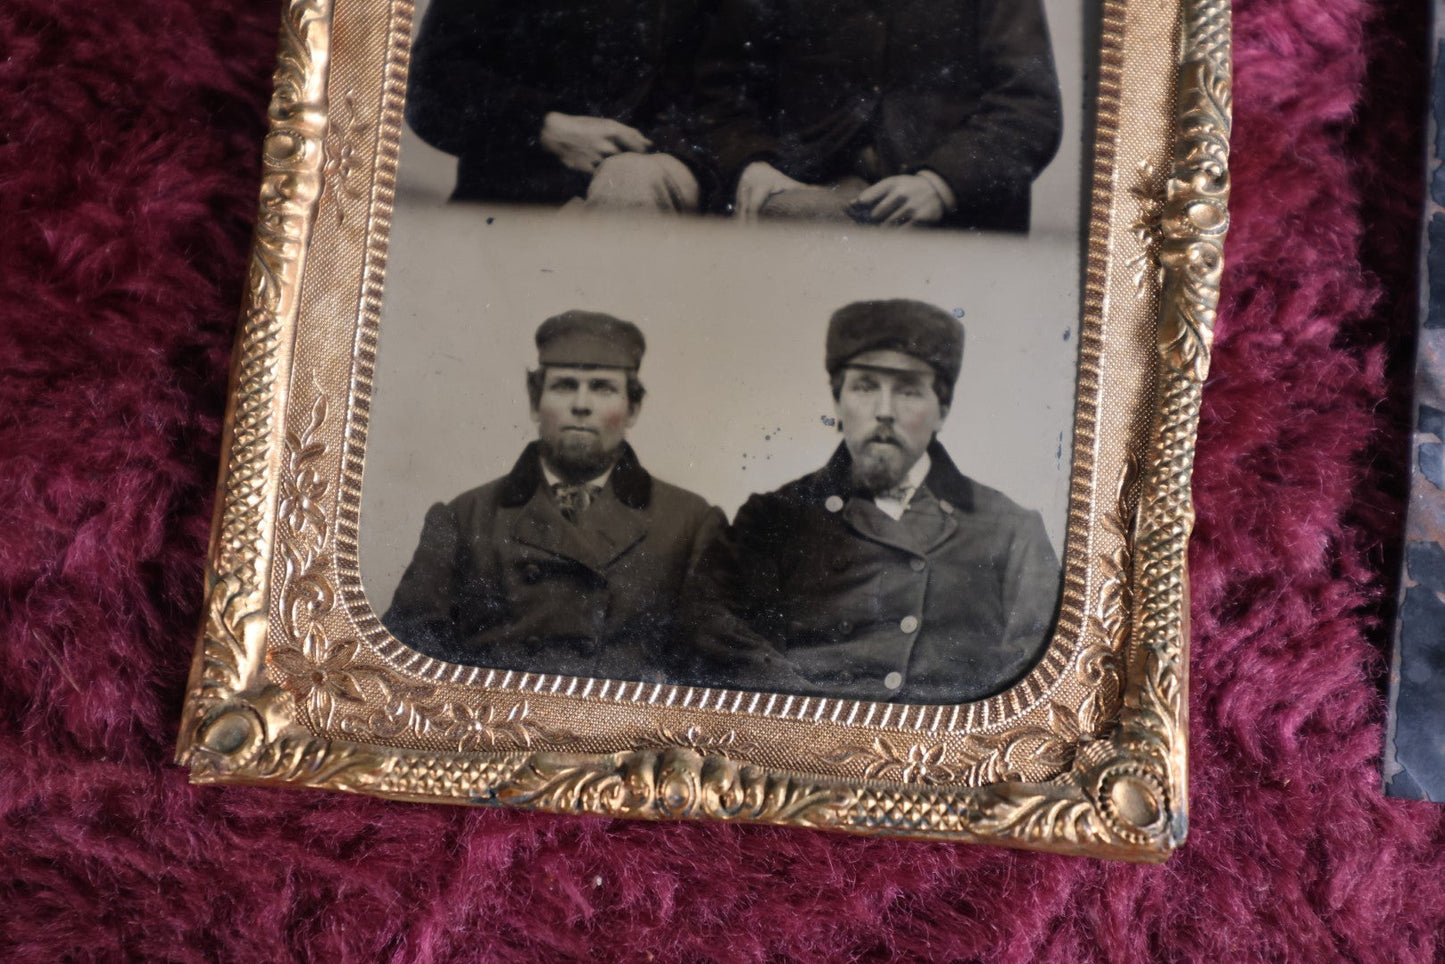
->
(539, 433), (621, 483)
(849, 432), (913, 494)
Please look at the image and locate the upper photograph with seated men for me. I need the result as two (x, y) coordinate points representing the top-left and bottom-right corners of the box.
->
(404, 0), (1063, 230)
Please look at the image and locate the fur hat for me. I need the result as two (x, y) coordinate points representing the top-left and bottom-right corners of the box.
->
(825, 299), (964, 389)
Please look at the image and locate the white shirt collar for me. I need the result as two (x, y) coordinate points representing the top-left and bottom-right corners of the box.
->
(872, 451), (931, 521)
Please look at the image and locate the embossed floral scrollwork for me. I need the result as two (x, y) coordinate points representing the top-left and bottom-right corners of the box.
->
(439, 699), (574, 752)
(191, 572), (265, 714)
(276, 392), (344, 646)
(828, 738), (965, 785)
(1156, 54), (1231, 382)
(269, 628), (386, 730)
(640, 725), (759, 759)
(830, 717), (1078, 787)
(1075, 646), (1123, 740)
(497, 748), (855, 827)
(321, 89), (370, 227)
(271, 0), (329, 123)
(279, 394), (329, 537)
(1128, 161), (1169, 297)
(1087, 0), (1232, 857)
(969, 781), (1106, 847)
(270, 382), (392, 735)
(190, 686), (390, 791)
(1075, 456), (1140, 738)
(332, 673), (578, 752)
(1115, 641), (1184, 775)
(347, 677), (439, 742)
(1157, 238), (1225, 381)
(970, 741), (1178, 854)
(1175, 58), (1231, 188)
(177, 0), (334, 776)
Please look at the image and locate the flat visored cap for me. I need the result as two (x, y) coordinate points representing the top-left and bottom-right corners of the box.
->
(536, 310), (646, 370)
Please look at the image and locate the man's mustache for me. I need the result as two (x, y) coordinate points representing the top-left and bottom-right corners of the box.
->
(864, 429), (902, 446)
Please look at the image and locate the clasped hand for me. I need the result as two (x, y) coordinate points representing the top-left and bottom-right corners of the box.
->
(734, 163), (947, 226)
(539, 112), (652, 174)
(848, 175), (947, 226)
(733, 161), (809, 221)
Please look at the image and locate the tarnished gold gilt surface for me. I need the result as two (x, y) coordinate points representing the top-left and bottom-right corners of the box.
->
(175, 0), (1230, 861)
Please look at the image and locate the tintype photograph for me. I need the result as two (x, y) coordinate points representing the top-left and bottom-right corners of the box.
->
(360, 0), (1087, 706)
(178, 0), (1228, 858)
(401, 0), (1064, 230)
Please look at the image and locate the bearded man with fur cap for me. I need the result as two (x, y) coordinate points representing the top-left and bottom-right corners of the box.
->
(687, 299), (1060, 703)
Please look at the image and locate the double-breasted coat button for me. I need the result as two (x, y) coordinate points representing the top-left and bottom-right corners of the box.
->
(900, 615), (920, 634)
(837, 620), (854, 636)
(910, 558), (927, 572)
(884, 671), (904, 691)
(825, 495), (845, 513)
(522, 564), (542, 584)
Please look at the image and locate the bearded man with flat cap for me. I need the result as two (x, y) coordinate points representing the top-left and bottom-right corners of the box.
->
(688, 299), (1060, 703)
(383, 311), (725, 682)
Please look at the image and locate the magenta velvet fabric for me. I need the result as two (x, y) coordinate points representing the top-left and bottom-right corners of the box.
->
(3, 0), (1442, 959)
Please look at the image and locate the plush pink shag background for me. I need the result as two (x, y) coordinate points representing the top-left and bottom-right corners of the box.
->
(3, 0), (1443, 959)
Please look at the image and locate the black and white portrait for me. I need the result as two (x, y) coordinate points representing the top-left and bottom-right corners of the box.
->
(404, 0), (1063, 229)
(361, 0), (1089, 705)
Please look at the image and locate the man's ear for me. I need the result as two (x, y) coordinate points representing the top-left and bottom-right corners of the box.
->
(625, 399), (642, 429)
(939, 402), (950, 422)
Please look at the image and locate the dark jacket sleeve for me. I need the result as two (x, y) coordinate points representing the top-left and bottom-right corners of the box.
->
(692, 0), (783, 200)
(999, 508), (1062, 663)
(382, 502), (476, 662)
(917, 0), (1063, 217)
(650, 500), (731, 675)
(679, 494), (815, 692)
(404, 0), (556, 162)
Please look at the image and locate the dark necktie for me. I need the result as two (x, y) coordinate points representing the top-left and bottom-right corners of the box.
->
(552, 482), (600, 523)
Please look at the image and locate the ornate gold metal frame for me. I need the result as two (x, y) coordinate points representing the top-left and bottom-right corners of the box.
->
(175, 0), (1229, 861)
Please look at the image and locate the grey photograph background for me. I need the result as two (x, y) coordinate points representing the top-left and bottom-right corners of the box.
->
(360, 0), (1087, 613)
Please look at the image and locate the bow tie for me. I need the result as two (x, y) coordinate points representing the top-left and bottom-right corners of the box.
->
(872, 481), (921, 521)
(552, 482), (601, 522)
(879, 481), (919, 503)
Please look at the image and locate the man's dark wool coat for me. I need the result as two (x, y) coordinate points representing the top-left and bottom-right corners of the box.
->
(687, 441), (1061, 703)
(384, 442), (724, 682)
(696, 0), (1063, 230)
